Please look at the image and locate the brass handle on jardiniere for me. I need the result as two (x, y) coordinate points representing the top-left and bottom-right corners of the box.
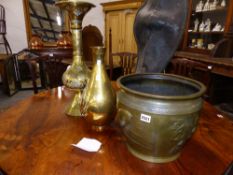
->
(115, 108), (133, 127)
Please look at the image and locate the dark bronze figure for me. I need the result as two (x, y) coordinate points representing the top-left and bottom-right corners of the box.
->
(134, 0), (188, 73)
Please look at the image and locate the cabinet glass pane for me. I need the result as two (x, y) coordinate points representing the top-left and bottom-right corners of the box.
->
(187, 0), (228, 50)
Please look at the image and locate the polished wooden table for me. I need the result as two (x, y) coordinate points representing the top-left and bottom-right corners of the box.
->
(0, 86), (232, 175)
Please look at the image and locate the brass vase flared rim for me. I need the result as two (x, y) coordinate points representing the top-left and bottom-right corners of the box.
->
(55, 0), (95, 8)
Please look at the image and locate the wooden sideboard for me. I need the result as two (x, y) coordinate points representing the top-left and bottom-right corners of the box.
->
(174, 51), (233, 104)
(25, 47), (73, 58)
(174, 51), (233, 78)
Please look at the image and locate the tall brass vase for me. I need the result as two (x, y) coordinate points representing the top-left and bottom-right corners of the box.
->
(56, 1), (95, 117)
(84, 47), (116, 132)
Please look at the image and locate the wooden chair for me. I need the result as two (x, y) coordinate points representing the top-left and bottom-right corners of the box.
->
(26, 54), (68, 93)
(82, 25), (103, 62)
(210, 38), (232, 58)
(109, 52), (137, 80)
(108, 28), (137, 80)
(170, 58), (213, 100)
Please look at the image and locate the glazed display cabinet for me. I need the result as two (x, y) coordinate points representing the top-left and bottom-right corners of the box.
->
(183, 0), (233, 54)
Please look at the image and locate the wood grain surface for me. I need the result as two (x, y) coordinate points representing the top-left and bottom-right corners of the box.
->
(0, 86), (232, 175)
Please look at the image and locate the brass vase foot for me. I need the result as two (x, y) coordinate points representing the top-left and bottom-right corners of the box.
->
(91, 125), (106, 132)
(65, 91), (86, 117)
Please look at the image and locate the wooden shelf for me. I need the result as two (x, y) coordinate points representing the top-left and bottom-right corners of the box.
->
(185, 47), (211, 54)
(194, 7), (227, 13)
(188, 31), (224, 34)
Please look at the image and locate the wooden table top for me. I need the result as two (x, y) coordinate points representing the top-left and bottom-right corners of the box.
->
(0, 86), (232, 175)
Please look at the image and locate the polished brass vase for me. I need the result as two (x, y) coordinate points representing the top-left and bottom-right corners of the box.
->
(116, 73), (206, 163)
(83, 47), (116, 132)
(56, 0), (95, 117)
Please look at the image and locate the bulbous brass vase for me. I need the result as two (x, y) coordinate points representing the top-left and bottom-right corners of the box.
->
(83, 47), (116, 132)
(56, 0), (95, 117)
(116, 73), (206, 163)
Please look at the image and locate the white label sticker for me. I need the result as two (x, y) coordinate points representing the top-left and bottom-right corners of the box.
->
(140, 114), (151, 123)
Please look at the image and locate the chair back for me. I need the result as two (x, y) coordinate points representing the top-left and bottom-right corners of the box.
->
(109, 52), (137, 80)
(82, 25), (103, 62)
(210, 38), (232, 58)
(43, 55), (68, 88)
(108, 27), (137, 79)
(25, 54), (68, 93)
(170, 58), (213, 100)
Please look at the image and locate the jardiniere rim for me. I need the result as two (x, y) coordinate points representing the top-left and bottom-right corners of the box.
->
(117, 73), (206, 100)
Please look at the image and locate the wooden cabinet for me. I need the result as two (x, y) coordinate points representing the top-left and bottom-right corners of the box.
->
(182, 0), (233, 55)
(102, 1), (143, 64)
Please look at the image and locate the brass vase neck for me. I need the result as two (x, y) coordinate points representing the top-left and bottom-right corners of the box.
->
(91, 46), (106, 62)
(72, 29), (83, 63)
